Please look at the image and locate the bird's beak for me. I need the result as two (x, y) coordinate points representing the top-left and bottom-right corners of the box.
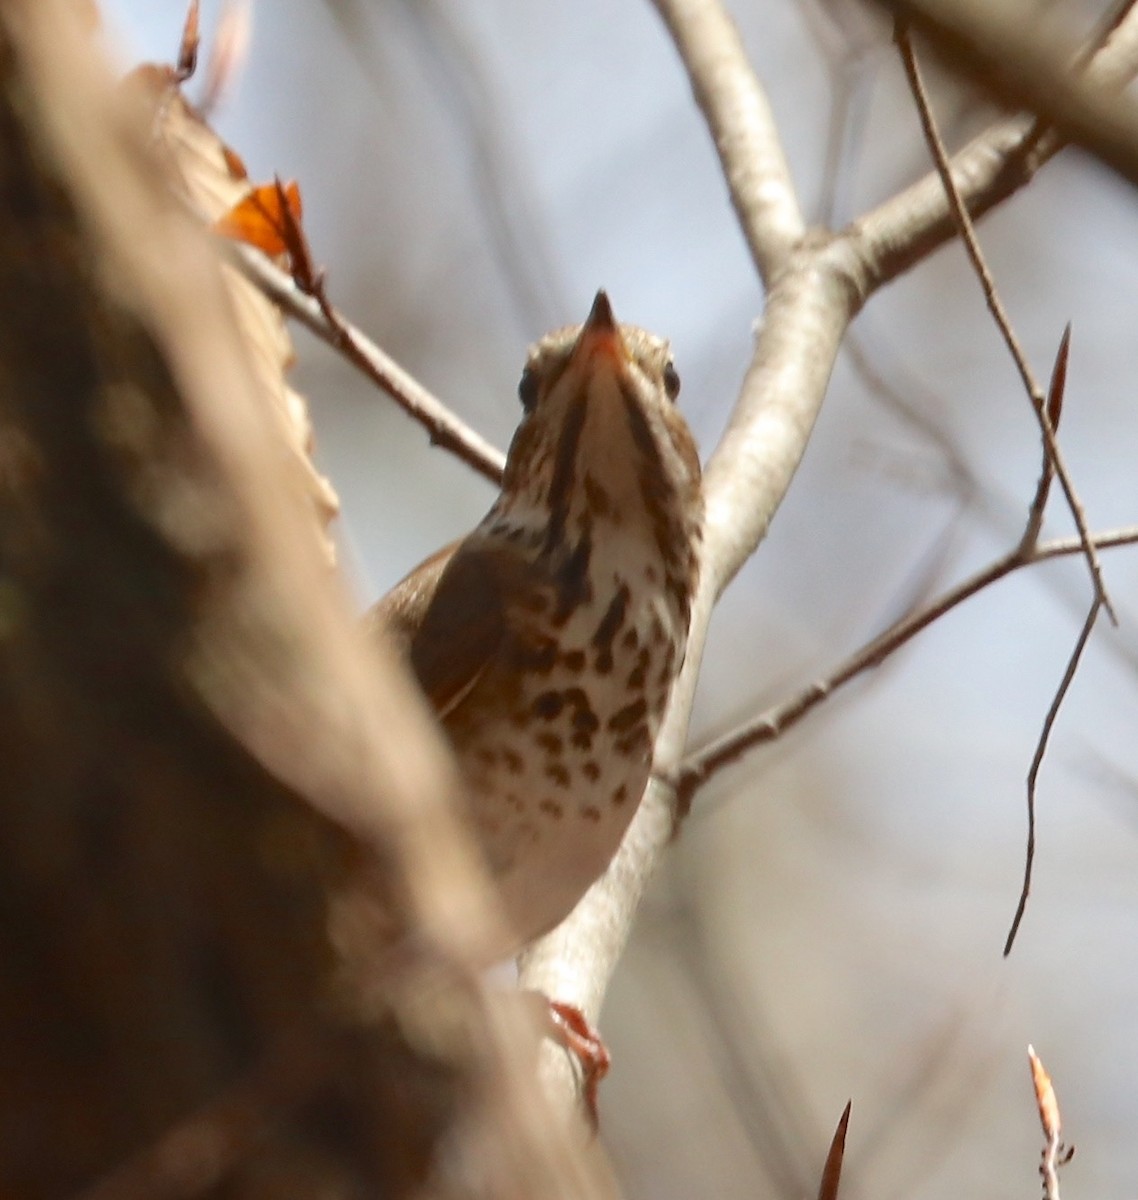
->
(572, 290), (627, 369)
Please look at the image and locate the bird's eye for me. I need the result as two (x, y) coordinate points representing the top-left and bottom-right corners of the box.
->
(662, 361), (681, 401)
(518, 366), (540, 412)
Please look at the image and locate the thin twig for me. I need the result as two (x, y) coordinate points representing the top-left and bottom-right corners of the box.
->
(895, 23), (1115, 624)
(226, 239), (506, 486)
(675, 527), (1138, 804)
(1004, 598), (1101, 955)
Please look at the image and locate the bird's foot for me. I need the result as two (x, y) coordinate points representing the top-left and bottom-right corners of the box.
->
(544, 998), (610, 1130)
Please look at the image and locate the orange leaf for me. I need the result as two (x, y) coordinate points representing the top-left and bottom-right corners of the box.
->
(215, 181), (303, 257)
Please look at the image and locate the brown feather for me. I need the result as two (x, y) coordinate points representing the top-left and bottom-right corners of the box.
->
(369, 536), (553, 722)
(366, 539), (458, 654)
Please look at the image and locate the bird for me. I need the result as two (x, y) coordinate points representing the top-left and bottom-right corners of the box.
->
(368, 291), (702, 1111)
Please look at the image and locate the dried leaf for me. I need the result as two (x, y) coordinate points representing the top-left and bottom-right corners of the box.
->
(216, 180), (303, 258)
(132, 70), (340, 564)
(1029, 1044), (1062, 1142)
(177, 0), (200, 80)
(221, 144), (248, 180)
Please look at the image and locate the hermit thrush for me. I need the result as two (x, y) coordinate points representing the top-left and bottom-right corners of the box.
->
(369, 292), (702, 957)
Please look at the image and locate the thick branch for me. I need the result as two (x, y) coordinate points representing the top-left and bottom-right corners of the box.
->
(515, 0), (1138, 1122)
(650, 0), (805, 284)
(0, 5), (610, 1194)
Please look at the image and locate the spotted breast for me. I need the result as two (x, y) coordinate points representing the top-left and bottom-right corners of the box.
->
(370, 292), (702, 955)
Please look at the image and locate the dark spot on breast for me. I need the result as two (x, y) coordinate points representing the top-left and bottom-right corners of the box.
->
(474, 746), (499, 767)
(612, 784), (629, 805)
(571, 731), (594, 751)
(545, 763), (571, 788)
(592, 585), (630, 652)
(532, 691), (565, 720)
(509, 637), (558, 673)
(582, 760), (601, 781)
(621, 627), (639, 650)
(627, 647), (651, 690)
(502, 747), (523, 774)
(572, 708), (599, 735)
(580, 805), (602, 822)
(595, 650), (613, 674)
(539, 799), (563, 819)
(644, 564), (658, 583)
(505, 792), (525, 811)
(536, 731), (563, 755)
(608, 698), (648, 733)
(562, 649), (586, 672)
(615, 726), (650, 757)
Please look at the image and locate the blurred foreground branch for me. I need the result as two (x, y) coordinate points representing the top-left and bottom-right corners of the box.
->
(0, 3), (611, 1196)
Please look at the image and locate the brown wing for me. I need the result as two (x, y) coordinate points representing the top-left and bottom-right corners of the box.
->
(368, 536), (544, 721)
(366, 540), (459, 655)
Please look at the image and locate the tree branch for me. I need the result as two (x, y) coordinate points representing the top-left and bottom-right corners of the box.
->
(879, 0), (1138, 190)
(650, 0), (805, 284)
(1004, 597), (1101, 956)
(0, 5), (609, 1193)
(674, 527), (1138, 802)
(895, 24), (1115, 623)
(852, 3), (1138, 291)
(227, 240), (506, 486)
(520, 0), (1138, 1113)
(520, 0), (855, 1097)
